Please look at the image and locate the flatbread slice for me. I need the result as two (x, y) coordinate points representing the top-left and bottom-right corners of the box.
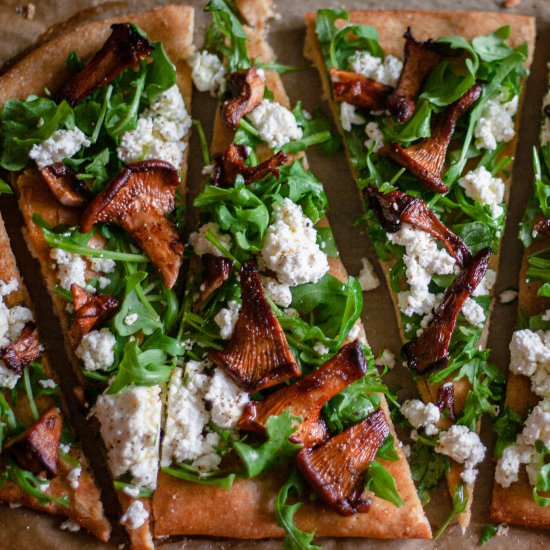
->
(0, 5), (194, 549)
(153, 1), (430, 541)
(0, 211), (110, 541)
(304, 9), (535, 529)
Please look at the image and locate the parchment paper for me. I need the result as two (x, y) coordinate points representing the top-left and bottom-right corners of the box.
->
(0, 0), (549, 548)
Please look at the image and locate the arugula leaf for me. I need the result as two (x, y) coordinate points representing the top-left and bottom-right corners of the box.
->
(316, 226), (339, 258)
(233, 410), (302, 478)
(161, 463), (236, 488)
(66, 50), (85, 72)
(315, 8), (350, 63)
(364, 460), (403, 507)
(492, 406), (523, 458)
(479, 524), (498, 545)
(331, 24), (384, 70)
(376, 435), (400, 461)
(472, 26), (514, 62)
(144, 42), (177, 102)
(0, 394), (18, 452)
(410, 440), (450, 506)
(382, 99), (433, 144)
(276, 469), (320, 550)
(532, 441), (550, 507)
(434, 483), (468, 539)
(0, 177), (12, 195)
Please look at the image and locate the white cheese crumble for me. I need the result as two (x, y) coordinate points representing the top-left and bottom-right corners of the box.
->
(472, 268), (496, 297)
(122, 485), (141, 498)
(124, 313), (139, 327)
(474, 93), (518, 151)
(387, 223), (457, 317)
(39, 378), (57, 389)
(50, 248), (87, 290)
(29, 128), (90, 170)
(436, 425), (486, 484)
(375, 349), (396, 370)
(247, 100), (303, 149)
(261, 198), (329, 287)
(60, 519), (81, 532)
(461, 297), (486, 327)
(117, 85), (191, 168)
(95, 385), (162, 489)
(91, 257), (116, 274)
(67, 466), (82, 489)
(120, 500), (149, 530)
(495, 442), (533, 488)
(189, 222), (232, 257)
(340, 102), (364, 132)
(214, 300), (241, 340)
(357, 257), (380, 291)
(400, 399), (440, 436)
(499, 289), (518, 304)
(261, 276), (292, 308)
(364, 121), (384, 153)
(75, 328), (116, 371)
(0, 279), (18, 297)
(313, 342), (330, 356)
(458, 165), (505, 218)
(349, 51), (403, 87)
(189, 50), (226, 95)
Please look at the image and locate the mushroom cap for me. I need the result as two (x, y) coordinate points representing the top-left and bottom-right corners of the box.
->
(40, 163), (90, 207)
(0, 322), (41, 375)
(330, 68), (393, 111)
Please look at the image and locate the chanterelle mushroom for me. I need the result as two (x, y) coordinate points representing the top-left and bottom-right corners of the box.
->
(221, 67), (266, 129)
(296, 408), (390, 516)
(209, 259), (300, 391)
(365, 185), (471, 266)
(382, 83), (482, 193)
(40, 163), (90, 207)
(55, 23), (153, 106)
(387, 28), (443, 123)
(80, 160), (184, 289)
(6, 407), (63, 476)
(330, 68), (393, 111)
(437, 383), (456, 422)
(403, 247), (491, 373)
(239, 340), (368, 448)
(0, 322), (40, 375)
(534, 219), (550, 238)
(193, 255), (233, 311)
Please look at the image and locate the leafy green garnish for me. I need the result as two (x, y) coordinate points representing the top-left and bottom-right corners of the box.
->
(434, 483), (468, 539)
(364, 460), (403, 507)
(533, 441), (550, 507)
(479, 524), (498, 545)
(113, 481), (154, 497)
(161, 463), (236, 488)
(410, 440), (450, 506)
(492, 406), (523, 458)
(0, 177), (13, 194)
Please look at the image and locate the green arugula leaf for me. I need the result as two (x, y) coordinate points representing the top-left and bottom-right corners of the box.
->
(0, 177), (12, 195)
(65, 50), (85, 72)
(364, 460), (403, 507)
(376, 435), (400, 461)
(113, 481), (154, 497)
(479, 524), (498, 545)
(144, 42), (177, 102)
(434, 483), (468, 539)
(533, 441), (550, 507)
(315, 8), (350, 63)
(410, 440), (450, 506)
(492, 406), (523, 458)
(161, 463), (236, 488)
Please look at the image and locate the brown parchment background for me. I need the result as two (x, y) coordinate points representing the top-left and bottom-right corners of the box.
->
(0, 0), (549, 548)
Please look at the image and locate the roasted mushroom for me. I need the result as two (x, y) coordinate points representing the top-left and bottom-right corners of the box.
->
(209, 259), (300, 391)
(238, 340), (368, 447)
(534, 219), (550, 238)
(6, 407), (63, 476)
(70, 284), (120, 341)
(55, 23), (153, 106)
(330, 68), (393, 111)
(221, 67), (266, 129)
(0, 322), (40, 375)
(40, 163), (90, 207)
(365, 185), (471, 266)
(193, 255), (233, 311)
(211, 143), (287, 188)
(296, 408), (390, 516)
(80, 160), (184, 289)
(437, 382), (456, 422)
(382, 83), (482, 193)
(403, 247), (491, 373)
(387, 29), (442, 123)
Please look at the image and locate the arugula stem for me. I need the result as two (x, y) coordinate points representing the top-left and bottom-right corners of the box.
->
(238, 118), (260, 137)
(92, 85), (113, 143)
(193, 119), (211, 165)
(23, 368), (39, 421)
(45, 236), (149, 262)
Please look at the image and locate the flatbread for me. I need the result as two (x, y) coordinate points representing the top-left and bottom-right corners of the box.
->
(0, 212), (110, 542)
(152, 4), (431, 541)
(303, 9), (536, 528)
(0, 5), (194, 549)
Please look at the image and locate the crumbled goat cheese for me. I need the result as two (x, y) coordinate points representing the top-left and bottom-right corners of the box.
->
(474, 93), (518, 150)
(189, 222), (232, 257)
(261, 276), (292, 308)
(496, 524), (509, 537)
(436, 425), (485, 484)
(461, 297), (486, 326)
(122, 485), (141, 498)
(364, 121), (384, 153)
(495, 442), (533, 488)
(340, 102), (364, 132)
(499, 289), (518, 304)
(375, 349), (396, 369)
(120, 500), (149, 530)
(98, 277), (110, 289)
(190, 50), (226, 95)
(29, 128), (90, 169)
(117, 85), (191, 168)
(91, 257), (116, 274)
(472, 268), (496, 297)
(214, 300), (241, 340)
(205, 367), (249, 429)
(521, 398), (550, 448)
(387, 223), (457, 317)
(348, 321), (361, 341)
(39, 378), (57, 389)
(124, 313), (139, 326)
(0, 362), (20, 390)
(261, 198), (329, 287)
(50, 248), (87, 290)
(401, 399), (440, 435)
(357, 257), (380, 291)
(60, 519), (81, 532)
(349, 51), (403, 87)
(67, 466), (82, 489)
(313, 342), (330, 356)
(0, 279), (18, 297)
(247, 100), (303, 149)
(76, 328), (116, 371)
(458, 165), (505, 217)
(95, 385), (162, 489)
(402, 444), (411, 458)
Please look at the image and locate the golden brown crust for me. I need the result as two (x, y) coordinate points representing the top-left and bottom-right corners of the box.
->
(304, 9), (536, 529)
(153, 7), (430, 541)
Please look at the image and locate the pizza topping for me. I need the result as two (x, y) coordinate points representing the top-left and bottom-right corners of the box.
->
(340, 103), (365, 132)
(364, 121), (384, 152)
(330, 68), (393, 111)
(403, 247), (491, 373)
(120, 499), (149, 530)
(534, 219), (550, 238)
(40, 162), (90, 207)
(387, 29), (443, 123)
(348, 51), (403, 87)
(75, 327), (116, 372)
(211, 143), (287, 187)
(69, 284), (120, 341)
(474, 93), (518, 151)
(209, 259), (300, 391)
(0, 322), (40, 375)
(365, 185), (471, 266)
(214, 300), (241, 340)
(247, 100), (303, 149)
(296, 408), (389, 516)
(194, 255), (233, 311)
(190, 50), (226, 95)
(400, 398), (440, 436)
(383, 83), (483, 193)
(80, 160), (184, 289)
(55, 23), (153, 106)
(6, 407), (63, 476)
(458, 166), (506, 218)
(239, 340), (368, 447)
(189, 222), (233, 257)
(29, 128), (90, 170)
(437, 383), (456, 421)
(357, 257), (380, 291)
(221, 67), (266, 129)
